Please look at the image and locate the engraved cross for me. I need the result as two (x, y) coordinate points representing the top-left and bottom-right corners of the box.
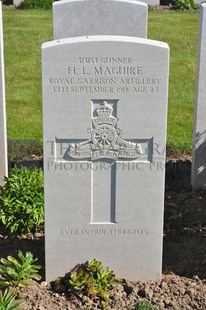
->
(56, 100), (152, 224)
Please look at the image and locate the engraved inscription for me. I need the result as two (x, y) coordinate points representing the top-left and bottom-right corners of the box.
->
(59, 228), (149, 236)
(48, 56), (161, 94)
(77, 57), (133, 64)
(67, 101), (142, 161)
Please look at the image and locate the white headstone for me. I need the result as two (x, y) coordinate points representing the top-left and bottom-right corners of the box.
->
(42, 35), (169, 282)
(194, 0), (202, 4)
(192, 3), (206, 190)
(53, 0), (148, 39)
(13, 0), (23, 6)
(0, 1), (7, 185)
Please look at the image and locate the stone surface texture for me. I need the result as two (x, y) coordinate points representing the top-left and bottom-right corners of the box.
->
(192, 4), (206, 190)
(42, 36), (169, 282)
(0, 1), (7, 185)
(53, 0), (148, 39)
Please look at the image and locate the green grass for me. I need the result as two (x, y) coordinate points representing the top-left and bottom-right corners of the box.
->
(3, 9), (52, 140)
(3, 9), (200, 151)
(148, 10), (199, 151)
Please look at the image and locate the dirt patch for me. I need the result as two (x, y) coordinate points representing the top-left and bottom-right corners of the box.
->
(1, 158), (206, 309)
(18, 274), (206, 310)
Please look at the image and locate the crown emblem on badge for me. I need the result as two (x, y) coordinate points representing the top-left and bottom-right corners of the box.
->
(96, 101), (113, 116)
(93, 101), (117, 128)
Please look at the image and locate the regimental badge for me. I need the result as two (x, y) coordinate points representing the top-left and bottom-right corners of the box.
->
(67, 101), (142, 160)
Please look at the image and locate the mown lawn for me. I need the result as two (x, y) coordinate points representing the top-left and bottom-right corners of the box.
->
(148, 10), (199, 151)
(3, 9), (52, 140)
(3, 9), (200, 151)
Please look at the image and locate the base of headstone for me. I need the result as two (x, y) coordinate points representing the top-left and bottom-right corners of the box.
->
(13, 0), (23, 6)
